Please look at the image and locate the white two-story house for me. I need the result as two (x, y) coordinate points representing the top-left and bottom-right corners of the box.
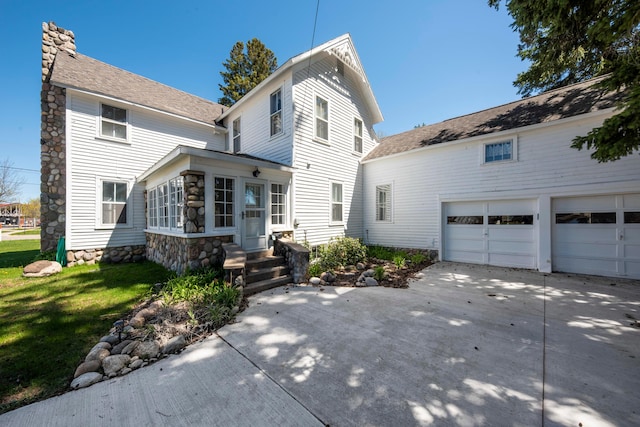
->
(41, 22), (639, 280)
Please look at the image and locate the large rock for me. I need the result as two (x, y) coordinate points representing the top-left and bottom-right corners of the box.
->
(111, 339), (133, 355)
(85, 347), (110, 363)
(23, 260), (62, 277)
(102, 354), (131, 376)
(74, 360), (101, 378)
(162, 335), (186, 354)
(132, 341), (160, 359)
(70, 372), (103, 390)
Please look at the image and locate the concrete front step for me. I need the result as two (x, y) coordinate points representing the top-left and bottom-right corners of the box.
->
(244, 275), (292, 296)
(246, 256), (286, 271)
(246, 265), (291, 284)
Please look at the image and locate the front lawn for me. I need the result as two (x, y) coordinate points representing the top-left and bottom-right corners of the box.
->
(0, 240), (168, 414)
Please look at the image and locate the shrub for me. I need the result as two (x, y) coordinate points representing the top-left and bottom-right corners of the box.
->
(373, 265), (386, 281)
(308, 261), (324, 277)
(320, 236), (367, 270)
(410, 253), (427, 265)
(367, 245), (395, 261)
(393, 255), (406, 269)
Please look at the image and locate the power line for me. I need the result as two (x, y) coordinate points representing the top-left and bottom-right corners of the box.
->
(4, 166), (40, 174)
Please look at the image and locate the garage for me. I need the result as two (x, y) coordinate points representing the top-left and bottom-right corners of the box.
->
(443, 199), (537, 269)
(552, 194), (640, 279)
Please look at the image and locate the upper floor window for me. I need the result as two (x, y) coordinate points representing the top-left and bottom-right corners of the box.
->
(232, 117), (241, 153)
(271, 183), (286, 226)
(100, 104), (127, 140)
(214, 177), (235, 228)
(484, 140), (512, 163)
(331, 182), (343, 223)
(101, 180), (128, 226)
(376, 184), (391, 222)
(315, 96), (329, 141)
(354, 118), (363, 153)
(270, 89), (282, 136)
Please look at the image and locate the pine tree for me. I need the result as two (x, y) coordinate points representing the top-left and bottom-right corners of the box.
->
(218, 39), (278, 107)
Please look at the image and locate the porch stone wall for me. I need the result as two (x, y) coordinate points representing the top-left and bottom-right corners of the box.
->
(146, 233), (233, 274)
(65, 245), (146, 267)
(41, 21), (76, 252)
(273, 238), (310, 284)
(181, 170), (205, 233)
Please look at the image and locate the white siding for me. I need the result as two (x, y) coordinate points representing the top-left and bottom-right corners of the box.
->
(223, 73), (294, 165)
(66, 91), (224, 250)
(290, 54), (378, 246)
(363, 113), (640, 265)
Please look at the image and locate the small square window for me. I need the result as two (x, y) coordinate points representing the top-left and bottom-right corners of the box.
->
(485, 141), (512, 163)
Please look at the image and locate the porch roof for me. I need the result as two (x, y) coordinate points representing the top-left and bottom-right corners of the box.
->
(138, 145), (295, 183)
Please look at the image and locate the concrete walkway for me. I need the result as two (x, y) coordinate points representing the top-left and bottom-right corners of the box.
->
(1, 262), (638, 426)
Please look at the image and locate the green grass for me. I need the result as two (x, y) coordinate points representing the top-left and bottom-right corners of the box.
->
(11, 228), (41, 236)
(0, 240), (168, 414)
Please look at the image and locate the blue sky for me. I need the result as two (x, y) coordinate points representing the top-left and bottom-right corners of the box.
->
(0, 0), (526, 202)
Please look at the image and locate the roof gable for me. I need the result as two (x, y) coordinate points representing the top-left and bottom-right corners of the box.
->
(364, 77), (623, 162)
(220, 34), (383, 124)
(50, 52), (224, 126)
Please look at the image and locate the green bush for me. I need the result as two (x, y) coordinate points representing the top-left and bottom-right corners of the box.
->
(308, 261), (324, 277)
(367, 245), (395, 261)
(319, 236), (367, 270)
(373, 265), (386, 281)
(393, 255), (406, 269)
(410, 253), (427, 265)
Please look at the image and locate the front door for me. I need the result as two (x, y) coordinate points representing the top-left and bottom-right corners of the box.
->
(242, 180), (267, 252)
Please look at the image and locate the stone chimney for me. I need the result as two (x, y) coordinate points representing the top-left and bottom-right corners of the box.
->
(41, 21), (76, 82)
(40, 22), (75, 253)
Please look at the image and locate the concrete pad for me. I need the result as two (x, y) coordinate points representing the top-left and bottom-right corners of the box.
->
(0, 335), (322, 427)
(220, 262), (640, 426)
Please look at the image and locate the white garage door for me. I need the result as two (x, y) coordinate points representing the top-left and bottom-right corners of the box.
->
(552, 194), (640, 279)
(444, 200), (537, 269)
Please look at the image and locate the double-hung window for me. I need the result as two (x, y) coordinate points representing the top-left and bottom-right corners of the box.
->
(101, 180), (128, 225)
(232, 117), (241, 153)
(484, 140), (512, 163)
(271, 183), (286, 226)
(354, 118), (363, 153)
(148, 188), (158, 227)
(270, 89), (282, 136)
(100, 104), (127, 140)
(376, 184), (391, 222)
(315, 96), (329, 141)
(214, 177), (234, 228)
(157, 183), (169, 228)
(331, 182), (343, 223)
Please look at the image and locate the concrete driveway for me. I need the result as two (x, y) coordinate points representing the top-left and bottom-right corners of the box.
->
(1, 262), (638, 426)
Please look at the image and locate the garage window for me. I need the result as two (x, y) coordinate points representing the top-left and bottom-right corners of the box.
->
(447, 216), (483, 224)
(488, 215), (533, 225)
(556, 212), (616, 224)
(484, 140), (512, 163)
(625, 212), (640, 223)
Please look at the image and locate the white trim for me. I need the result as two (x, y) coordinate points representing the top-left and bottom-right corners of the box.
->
(269, 87), (284, 138)
(375, 183), (393, 222)
(481, 137), (518, 165)
(98, 102), (130, 144)
(353, 116), (363, 155)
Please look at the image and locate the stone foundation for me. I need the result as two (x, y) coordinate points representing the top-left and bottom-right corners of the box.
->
(273, 238), (310, 284)
(65, 245), (146, 267)
(146, 233), (234, 274)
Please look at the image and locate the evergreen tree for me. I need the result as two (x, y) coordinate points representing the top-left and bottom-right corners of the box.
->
(218, 39), (278, 107)
(489, 0), (640, 161)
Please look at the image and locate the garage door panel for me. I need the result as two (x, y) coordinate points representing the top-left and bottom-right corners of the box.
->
(625, 244), (640, 258)
(489, 253), (536, 269)
(554, 256), (619, 277)
(488, 240), (535, 255)
(625, 261), (640, 277)
(488, 227), (535, 241)
(554, 226), (617, 243)
(555, 241), (618, 258)
(444, 249), (485, 264)
(554, 195), (617, 211)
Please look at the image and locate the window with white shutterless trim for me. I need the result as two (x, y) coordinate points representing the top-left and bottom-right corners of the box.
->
(330, 181), (343, 223)
(315, 95), (329, 141)
(354, 118), (363, 153)
(484, 139), (515, 163)
(270, 89), (283, 137)
(100, 180), (129, 226)
(376, 184), (392, 222)
(100, 104), (128, 141)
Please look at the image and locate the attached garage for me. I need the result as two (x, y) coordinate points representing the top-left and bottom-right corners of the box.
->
(552, 194), (640, 279)
(443, 200), (537, 269)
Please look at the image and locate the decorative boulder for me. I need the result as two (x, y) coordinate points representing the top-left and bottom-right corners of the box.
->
(70, 372), (103, 390)
(23, 260), (62, 277)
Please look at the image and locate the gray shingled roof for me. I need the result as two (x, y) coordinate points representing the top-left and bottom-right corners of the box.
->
(364, 77), (623, 162)
(50, 52), (224, 126)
